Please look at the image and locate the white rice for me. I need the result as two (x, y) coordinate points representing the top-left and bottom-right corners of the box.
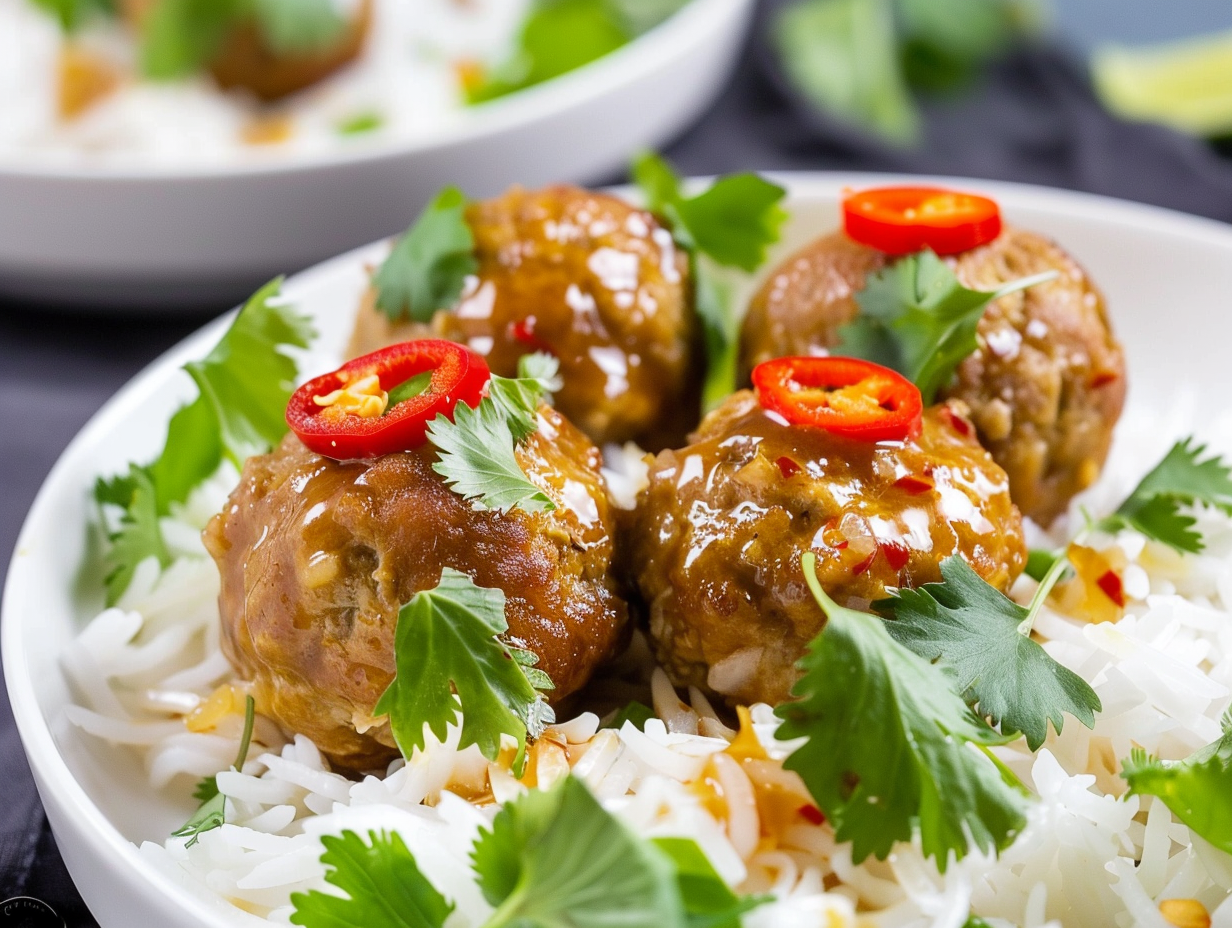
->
(66, 403), (1232, 926)
(0, 0), (532, 166)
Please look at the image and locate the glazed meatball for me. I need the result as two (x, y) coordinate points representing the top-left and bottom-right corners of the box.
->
(204, 408), (628, 770)
(628, 392), (1027, 707)
(350, 185), (699, 449)
(739, 227), (1127, 524)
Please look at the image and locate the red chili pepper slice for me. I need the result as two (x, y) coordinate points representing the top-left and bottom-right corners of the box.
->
(1096, 569), (1125, 608)
(286, 339), (490, 459)
(752, 356), (923, 443)
(842, 186), (1002, 256)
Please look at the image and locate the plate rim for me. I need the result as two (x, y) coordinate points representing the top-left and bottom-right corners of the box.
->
(6, 170), (1232, 926)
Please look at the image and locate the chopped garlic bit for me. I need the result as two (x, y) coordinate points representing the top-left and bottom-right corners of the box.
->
(314, 374), (388, 418)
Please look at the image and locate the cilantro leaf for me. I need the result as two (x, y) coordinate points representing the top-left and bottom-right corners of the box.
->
(651, 837), (770, 928)
(1122, 721), (1232, 855)
(631, 152), (787, 410)
(184, 278), (315, 468)
(251, 0), (347, 55)
(94, 279), (313, 604)
(374, 187), (477, 324)
(485, 353), (562, 442)
(100, 465), (169, 607)
(172, 695), (255, 847)
(775, 553), (1028, 869)
(631, 152), (788, 273)
(289, 830), (454, 928)
(372, 569), (554, 771)
(30, 0), (114, 31)
(140, 0), (244, 80)
(603, 700), (656, 730)
(772, 0), (919, 145)
(839, 250), (1056, 403)
(472, 776), (687, 928)
(465, 0), (631, 104)
(1100, 438), (1232, 554)
(879, 556), (1101, 751)
(427, 394), (556, 514)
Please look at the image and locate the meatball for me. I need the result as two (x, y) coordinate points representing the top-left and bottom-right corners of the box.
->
(739, 227), (1127, 524)
(208, 0), (373, 101)
(350, 185), (699, 449)
(204, 408), (628, 770)
(628, 392), (1027, 707)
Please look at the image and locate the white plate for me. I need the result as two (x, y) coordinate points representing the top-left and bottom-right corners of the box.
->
(5, 173), (1232, 927)
(0, 0), (752, 310)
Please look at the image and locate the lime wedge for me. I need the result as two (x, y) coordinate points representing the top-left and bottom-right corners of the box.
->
(1092, 29), (1232, 136)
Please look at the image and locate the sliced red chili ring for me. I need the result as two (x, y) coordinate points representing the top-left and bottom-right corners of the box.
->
(286, 339), (490, 460)
(752, 356), (923, 443)
(842, 186), (1002, 256)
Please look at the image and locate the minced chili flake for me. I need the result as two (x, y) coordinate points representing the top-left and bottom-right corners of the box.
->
(776, 456), (802, 478)
(880, 541), (911, 571)
(1096, 569), (1125, 607)
(894, 474), (934, 495)
(798, 804), (825, 825)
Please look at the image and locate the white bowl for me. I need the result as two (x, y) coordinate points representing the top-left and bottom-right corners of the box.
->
(6, 174), (1232, 926)
(0, 0), (753, 310)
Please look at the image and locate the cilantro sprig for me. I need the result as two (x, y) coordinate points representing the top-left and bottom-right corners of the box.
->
(1121, 714), (1232, 855)
(373, 569), (555, 774)
(838, 249), (1057, 403)
(172, 695), (255, 847)
(374, 187), (478, 324)
(880, 556), (1101, 751)
(1098, 437), (1232, 554)
(427, 354), (560, 514)
(632, 152), (788, 411)
(775, 553), (1028, 869)
(290, 830), (454, 928)
(94, 280), (314, 604)
(290, 776), (768, 928)
(464, 0), (688, 104)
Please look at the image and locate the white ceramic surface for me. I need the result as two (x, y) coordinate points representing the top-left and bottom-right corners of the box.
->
(0, 0), (753, 310)
(6, 174), (1232, 927)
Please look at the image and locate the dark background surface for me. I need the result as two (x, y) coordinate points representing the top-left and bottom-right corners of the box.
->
(3, 3), (1232, 924)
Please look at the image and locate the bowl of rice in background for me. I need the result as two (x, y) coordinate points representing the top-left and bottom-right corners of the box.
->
(6, 174), (1232, 928)
(0, 0), (753, 310)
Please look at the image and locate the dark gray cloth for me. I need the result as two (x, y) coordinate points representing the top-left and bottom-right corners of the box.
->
(3, 11), (1232, 923)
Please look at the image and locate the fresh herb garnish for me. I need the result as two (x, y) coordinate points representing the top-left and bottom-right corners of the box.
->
(427, 355), (560, 513)
(30, 0), (114, 31)
(775, 553), (1028, 869)
(139, 0), (348, 79)
(1121, 713), (1232, 855)
(631, 152), (788, 411)
(879, 555), (1101, 751)
(94, 280), (313, 604)
(372, 569), (554, 773)
(651, 837), (770, 928)
(289, 830), (454, 928)
(172, 695), (255, 847)
(373, 186), (477, 324)
(465, 0), (686, 104)
(838, 249), (1056, 403)
(771, 0), (1039, 144)
(336, 110), (384, 136)
(603, 700), (656, 730)
(474, 776), (685, 927)
(1098, 437), (1232, 554)
(289, 777), (764, 928)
